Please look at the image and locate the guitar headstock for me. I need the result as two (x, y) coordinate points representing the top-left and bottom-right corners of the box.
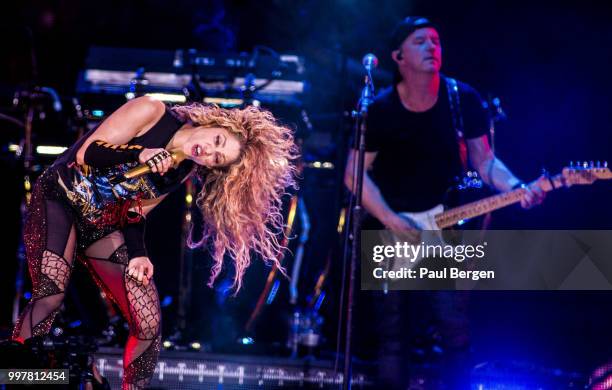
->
(561, 161), (611, 187)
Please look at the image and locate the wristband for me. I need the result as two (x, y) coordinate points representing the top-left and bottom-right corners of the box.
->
(122, 212), (147, 259)
(84, 140), (143, 167)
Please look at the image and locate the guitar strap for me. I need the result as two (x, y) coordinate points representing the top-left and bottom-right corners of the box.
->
(444, 76), (469, 172)
(445, 76), (492, 231)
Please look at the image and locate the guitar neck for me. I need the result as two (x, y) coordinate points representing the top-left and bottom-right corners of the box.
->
(434, 173), (565, 229)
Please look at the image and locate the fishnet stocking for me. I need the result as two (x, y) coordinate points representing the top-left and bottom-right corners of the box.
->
(126, 274), (161, 340)
(85, 232), (161, 389)
(15, 169), (162, 390)
(14, 177), (161, 389)
(41, 250), (72, 291)
(13, 193), (76, 341)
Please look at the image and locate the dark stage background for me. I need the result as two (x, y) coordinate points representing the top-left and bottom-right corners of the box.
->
(1, 0), (611, 379)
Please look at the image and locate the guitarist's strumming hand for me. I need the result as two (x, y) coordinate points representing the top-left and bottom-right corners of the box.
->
(382, 213), (421, 242)
(519, 176), (547, 209)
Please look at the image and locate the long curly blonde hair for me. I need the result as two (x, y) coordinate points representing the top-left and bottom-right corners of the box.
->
(172, 103), (298, 292)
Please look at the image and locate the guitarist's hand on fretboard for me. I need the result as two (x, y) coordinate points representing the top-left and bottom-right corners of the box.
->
(520, 176), (547, 209)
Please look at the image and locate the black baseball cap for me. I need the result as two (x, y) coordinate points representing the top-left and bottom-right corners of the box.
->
(390, 16), (438, 50)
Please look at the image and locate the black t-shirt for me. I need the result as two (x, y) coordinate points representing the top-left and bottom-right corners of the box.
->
(363, 77), (489, 213)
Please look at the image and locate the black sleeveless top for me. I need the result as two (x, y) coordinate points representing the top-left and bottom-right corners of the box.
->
(54, 107), (195, 225)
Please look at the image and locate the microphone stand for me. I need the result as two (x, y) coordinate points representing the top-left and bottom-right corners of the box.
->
(342, 68), (375, 390)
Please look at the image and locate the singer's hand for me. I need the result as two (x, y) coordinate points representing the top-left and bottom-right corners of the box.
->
(127, 256), (154, 286)
(139, 148), (173, 175)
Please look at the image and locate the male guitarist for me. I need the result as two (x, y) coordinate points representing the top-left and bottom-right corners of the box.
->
(345, 17), (545, 389)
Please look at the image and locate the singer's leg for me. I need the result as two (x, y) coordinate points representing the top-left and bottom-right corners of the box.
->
(84, 231), (161, 390)
(12, 181), (77, 341)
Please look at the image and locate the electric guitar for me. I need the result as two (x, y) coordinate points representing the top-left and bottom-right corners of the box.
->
(401, 162), (611, 230)
(380, 163), (611, 274)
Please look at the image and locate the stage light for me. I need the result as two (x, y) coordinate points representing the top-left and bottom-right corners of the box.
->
(8, 144), (21, 153)
(306, 161), (335, 169)
(203, 97), (244, 107)
(239, 337), (254, 345)
(91, 110), (105, 117)
(68, 320), (82, 328)
(189, 342), (201, 350)
(161, 296), (173, 307)
(163, 340), (174, 349)
(145, 93), (187, 103)
(36, 145), (68, 155)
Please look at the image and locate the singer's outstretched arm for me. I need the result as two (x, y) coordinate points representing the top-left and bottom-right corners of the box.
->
(75, 96), (166, 166)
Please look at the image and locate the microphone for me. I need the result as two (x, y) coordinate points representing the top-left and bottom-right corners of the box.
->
(491, 97), (507, 121)
(360, 54), (378, 107)
(361, 53), (379, 73)
(108, 151), (186, 185)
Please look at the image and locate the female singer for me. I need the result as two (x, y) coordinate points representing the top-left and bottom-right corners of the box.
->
(12, 96), (298, 389)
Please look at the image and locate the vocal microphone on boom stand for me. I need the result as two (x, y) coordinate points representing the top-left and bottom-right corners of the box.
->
(341, 53), (377, 390)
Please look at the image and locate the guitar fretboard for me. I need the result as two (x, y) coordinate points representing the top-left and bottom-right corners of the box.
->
(434, 174), (565, 229)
